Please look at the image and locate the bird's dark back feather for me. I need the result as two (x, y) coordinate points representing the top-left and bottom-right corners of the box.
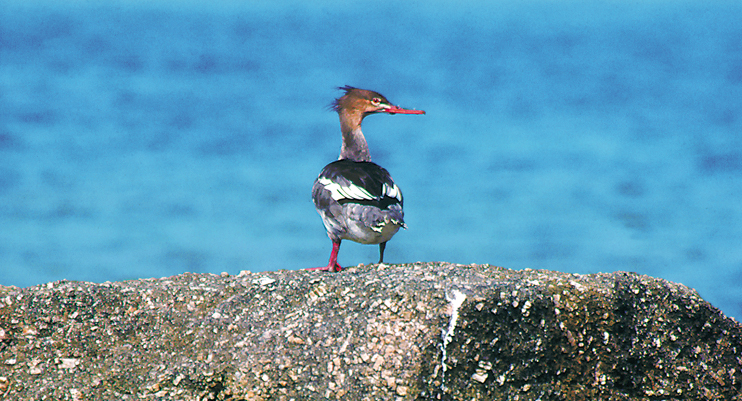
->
(316, 159), (403, 209)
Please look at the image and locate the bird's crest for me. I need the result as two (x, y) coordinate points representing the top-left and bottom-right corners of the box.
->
(329, 85), (358, 112)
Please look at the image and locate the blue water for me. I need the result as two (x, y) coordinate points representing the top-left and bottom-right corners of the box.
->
(2, 1), (741, 319)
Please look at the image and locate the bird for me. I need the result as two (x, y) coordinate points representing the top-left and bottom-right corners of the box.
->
(309, 86), (425, 272)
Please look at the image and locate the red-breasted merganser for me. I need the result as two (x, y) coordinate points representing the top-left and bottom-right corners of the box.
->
(309, 86), (425, 272)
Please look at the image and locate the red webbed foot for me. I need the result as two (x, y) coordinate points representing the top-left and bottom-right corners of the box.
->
(305, 263), (343, 272)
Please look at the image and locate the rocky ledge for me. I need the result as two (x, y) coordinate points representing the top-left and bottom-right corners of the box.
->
(0, 263), (741, 400)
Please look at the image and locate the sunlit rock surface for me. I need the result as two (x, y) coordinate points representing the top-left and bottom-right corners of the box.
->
(1, 263), (740, 400)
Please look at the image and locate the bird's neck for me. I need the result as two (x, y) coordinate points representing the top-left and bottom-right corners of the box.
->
(339, 113), (371, 162)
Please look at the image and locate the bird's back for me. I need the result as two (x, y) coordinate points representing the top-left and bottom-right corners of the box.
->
(312, 159), (404, 244)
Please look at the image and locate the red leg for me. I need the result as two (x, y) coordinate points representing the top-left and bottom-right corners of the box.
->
(307, 241), (343, 272)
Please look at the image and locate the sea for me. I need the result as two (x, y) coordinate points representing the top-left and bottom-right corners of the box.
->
(2, 1), (741, 320)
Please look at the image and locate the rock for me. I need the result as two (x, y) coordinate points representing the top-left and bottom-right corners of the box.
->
(0, 263), (740, 400)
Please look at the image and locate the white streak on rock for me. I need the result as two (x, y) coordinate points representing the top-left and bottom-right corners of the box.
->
(440, 289), (466, 392)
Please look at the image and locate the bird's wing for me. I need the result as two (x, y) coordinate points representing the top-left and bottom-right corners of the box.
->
(313, 160), (403, 209)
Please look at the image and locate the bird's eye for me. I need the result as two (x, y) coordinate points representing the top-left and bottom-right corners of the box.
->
(371, 98), (381, 105)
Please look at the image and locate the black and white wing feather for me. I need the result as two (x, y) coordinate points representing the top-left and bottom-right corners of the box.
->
(312, 160), (403, 210)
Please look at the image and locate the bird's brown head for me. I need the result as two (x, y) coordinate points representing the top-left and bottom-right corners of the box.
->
(331, 86), (425, 118)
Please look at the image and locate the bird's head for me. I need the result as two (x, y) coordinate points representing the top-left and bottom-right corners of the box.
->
(331, 86), (425, 118)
